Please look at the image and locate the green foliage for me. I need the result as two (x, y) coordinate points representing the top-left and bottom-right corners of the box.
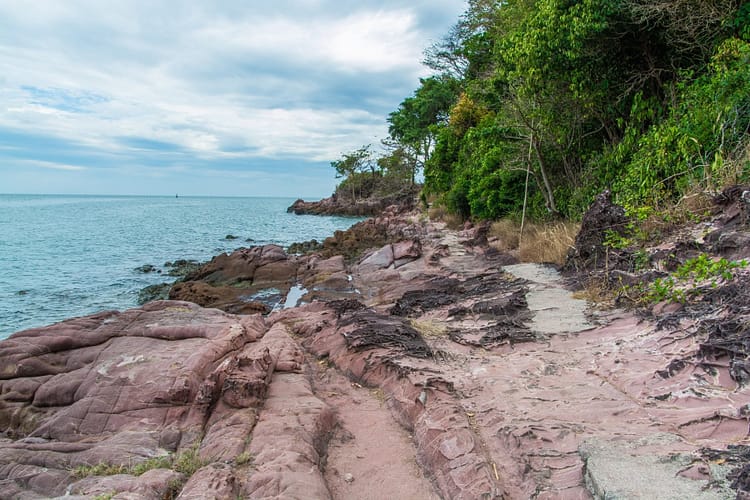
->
(172, 444), (204, 476)
(735, 3), (750, 41)
(235, 451), (254, 466)
(614, 38), (750, 209)
(637, 254), (748, 303)
(72, 445), (205, 480)
(397, 0), (750, 221)
(674, 254), (747, 283)
(332, 145), (418, 202)
(388, 75), (460, 170)
(603, 230), (632, 250)
(73, 462), (129, 478)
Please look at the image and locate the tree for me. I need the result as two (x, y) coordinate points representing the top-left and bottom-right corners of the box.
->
(330, 145), (375, 201)
(387, 75), (460, 180)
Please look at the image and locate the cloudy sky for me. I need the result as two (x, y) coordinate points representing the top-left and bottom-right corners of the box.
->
(0, 1), (465, 198)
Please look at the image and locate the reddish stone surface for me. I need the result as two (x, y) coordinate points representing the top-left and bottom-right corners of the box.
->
(2, 203), (749, 499)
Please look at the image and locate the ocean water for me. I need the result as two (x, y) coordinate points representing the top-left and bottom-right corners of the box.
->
(0, 194), (360, 338)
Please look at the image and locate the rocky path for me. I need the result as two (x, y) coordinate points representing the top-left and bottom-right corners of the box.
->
(312, 355), (440, 500)
(0, 208), (748, 499)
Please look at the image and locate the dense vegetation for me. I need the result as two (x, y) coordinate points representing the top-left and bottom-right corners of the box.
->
(335, 0), (750, 221)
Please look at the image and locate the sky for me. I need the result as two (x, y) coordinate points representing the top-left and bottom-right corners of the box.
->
(0, 1), (466, 198)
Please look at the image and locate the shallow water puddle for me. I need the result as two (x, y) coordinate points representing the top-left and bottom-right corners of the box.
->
(282, 284), (308, 309)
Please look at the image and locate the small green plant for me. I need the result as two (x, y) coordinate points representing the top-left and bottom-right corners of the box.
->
(603, 229), (632, 250)
(93, 493), (115, 500)
(673, 254), (747, 284)
(632, 249), (651, 271)
(73, 463), (129, 479)
(640, 254), (748, 304)
(172, 444), (205, 476)
(235, 451), (254, 466)
(643, 277), (686, 304)
(130, 455), (172, 476)
(72, 444), (205, 480)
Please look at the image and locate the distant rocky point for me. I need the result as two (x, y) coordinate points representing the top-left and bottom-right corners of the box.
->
(287, 187), (418, 217)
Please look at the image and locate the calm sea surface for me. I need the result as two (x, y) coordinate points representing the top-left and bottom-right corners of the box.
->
(0, 194), (360, 338)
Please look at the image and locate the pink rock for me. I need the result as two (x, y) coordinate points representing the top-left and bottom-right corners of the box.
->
(177, 463), (237, 499)
(358, 244), (395, 272)
(392, 239), (422, 261)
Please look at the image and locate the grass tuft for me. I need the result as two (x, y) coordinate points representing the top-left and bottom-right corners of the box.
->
(518, 221), (580, 266)
(72, 444), (205, 480)
(409, 318), (449, 338)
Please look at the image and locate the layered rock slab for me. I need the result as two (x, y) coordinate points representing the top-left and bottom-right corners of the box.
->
(0, 301), (334, 499)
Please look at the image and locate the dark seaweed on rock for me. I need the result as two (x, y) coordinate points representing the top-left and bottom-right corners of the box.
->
(652, 273), (750, 385)
(693, 276), (750, 384)
(701, 445), (750, 497)
(327, 298), (368, 317)
(449, 319), (535, 348)
(390, 274), (526, 318)
(390, 288), (458, 317)
(339, 311), (432, 358)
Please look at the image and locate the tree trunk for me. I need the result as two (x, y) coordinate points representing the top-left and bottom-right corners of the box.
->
(531, 136), (559, 215)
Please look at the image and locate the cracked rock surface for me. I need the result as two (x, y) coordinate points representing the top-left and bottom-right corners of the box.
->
(1, 204), (749, 499)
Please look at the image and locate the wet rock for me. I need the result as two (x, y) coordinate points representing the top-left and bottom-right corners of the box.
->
(138, 282), (172, 304)
(287, 238), (322, 255)
(169, 281), (271, 315)
(164, 259), (203, 278)
(170, 245), (300, 313)
(224, 234), (238, 240)
(135, 264), (158, 273)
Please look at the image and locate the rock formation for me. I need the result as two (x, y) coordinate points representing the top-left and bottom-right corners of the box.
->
(2, 199), (749, 499)
(287, 187), (417, 217)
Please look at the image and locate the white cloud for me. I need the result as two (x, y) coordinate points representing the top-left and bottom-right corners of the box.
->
(21, 159), (87, 171)
(0, 0), (466, 195)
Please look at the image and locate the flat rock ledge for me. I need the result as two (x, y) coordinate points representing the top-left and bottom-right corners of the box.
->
(2, 204), (749, 499)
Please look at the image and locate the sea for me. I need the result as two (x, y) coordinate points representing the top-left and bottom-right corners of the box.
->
(0, 194), (361, 339)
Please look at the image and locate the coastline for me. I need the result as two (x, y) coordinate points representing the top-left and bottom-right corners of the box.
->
(0, 195), (361, 338)
(1, 193), (749, 498)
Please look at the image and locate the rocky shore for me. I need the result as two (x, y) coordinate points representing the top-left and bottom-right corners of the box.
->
(287, 187), (417, 217)
(1, 191), (750, 499)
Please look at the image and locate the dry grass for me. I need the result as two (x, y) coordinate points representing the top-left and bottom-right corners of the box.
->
(427, 204), (465, 230)
(572, 278), (615, 308)
(490, 219), (579, 265)
(409, 318), (448, 338)
(637, 186), (716, 243)
(489, 219), (520, 250)
(518, 221), (579, 265)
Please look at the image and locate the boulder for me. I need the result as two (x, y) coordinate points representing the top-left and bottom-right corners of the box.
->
(0, 302), (266, 498)
(564, 190), (629, 273)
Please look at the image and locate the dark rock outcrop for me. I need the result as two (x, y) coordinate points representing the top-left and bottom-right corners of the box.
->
(564, 190), (630, 273)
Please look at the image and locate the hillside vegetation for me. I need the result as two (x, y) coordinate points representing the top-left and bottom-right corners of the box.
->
(338, 0), (750, 222)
